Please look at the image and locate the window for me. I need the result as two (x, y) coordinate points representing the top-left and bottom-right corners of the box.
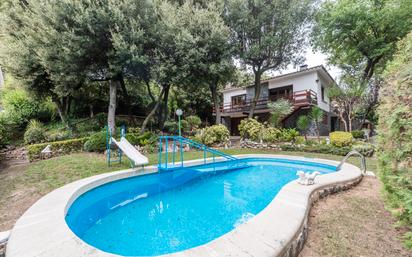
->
(231, 94), (246, 107)
(269, 85), (293, 101)
(321, 86), (325, 102)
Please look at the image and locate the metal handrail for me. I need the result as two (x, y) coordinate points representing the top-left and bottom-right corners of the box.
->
(158, 136), (237, 170)
(337, 150), (366, 174)
(216, 89), (317, 113)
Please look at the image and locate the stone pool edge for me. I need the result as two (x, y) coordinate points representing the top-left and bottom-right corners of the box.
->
(5, 154), (363, 257)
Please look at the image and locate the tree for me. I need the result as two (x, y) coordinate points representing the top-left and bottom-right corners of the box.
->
(267, 99), (294, 128)
(177, 1), (235, 125)
(0, 0), (155, 134)
(309, 106), (324, 142)
(313, 0), (412, 124)
(328, 77), (366, 132)
(0, 1), (74, 124)
(225, 0), (314, 118)
(296, 115), (310, 141)
(141, 1), (235, 132)
(140, 0), (190, 132)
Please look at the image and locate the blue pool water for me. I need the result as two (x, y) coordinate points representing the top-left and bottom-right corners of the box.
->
(65, 158), (336, 256)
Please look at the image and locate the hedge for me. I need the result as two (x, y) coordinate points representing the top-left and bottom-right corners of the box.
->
(27, 137), (88, 161)
(280, 142), (374, 157)
(378, 32), (412, 248)
(329, 131), (353, 147)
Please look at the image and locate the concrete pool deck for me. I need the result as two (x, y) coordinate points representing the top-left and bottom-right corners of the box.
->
(5, 154), (363, 257)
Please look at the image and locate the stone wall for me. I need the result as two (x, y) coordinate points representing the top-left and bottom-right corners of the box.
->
(240, 139), (282, 150)
(280, 176), (363, 257)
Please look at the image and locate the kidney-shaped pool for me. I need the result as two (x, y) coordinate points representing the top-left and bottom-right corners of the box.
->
(65, 158), (337, 256)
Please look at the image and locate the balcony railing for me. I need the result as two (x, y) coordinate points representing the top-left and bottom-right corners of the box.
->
(217, 89), (317, 114)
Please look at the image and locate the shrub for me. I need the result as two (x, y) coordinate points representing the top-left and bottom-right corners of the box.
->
(84, 131), (106, 152)
(0, 113), (13, 147)
(128, 127), (141, 134)
(94, 113), (107, 126)
(84, 130), (158, 153)
(126, 131), (157, 147)
(261, 127), (281, 143)
(197, 124), (229, 146)
(163, 120), (178, 134)
(185, 115), (201, 132)
(305, 139), (318, 146)
(75, 118), (101, 136)
(279, 128), (300, 143)
(329, 131), (353, 147)
(280, 143), (352, 156)
(296, 115), (310, 140)
(268, 99), (294, 127)
(1, 88), (43, 127)
(24, 120), (46, 144)
(351, 130), (364, 139)
(27, 137), (88, 161)
(295, 136), (305, 145)
(238, 118), (264, 141)
(46, 130), (73, 142)
(378, 32), (412, 247)
(352, 142), (375, 157)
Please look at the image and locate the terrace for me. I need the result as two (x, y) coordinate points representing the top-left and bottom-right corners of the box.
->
(218, 89), (318, 115)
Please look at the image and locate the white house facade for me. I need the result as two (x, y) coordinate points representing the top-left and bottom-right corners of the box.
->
(218, 65), (338, 136)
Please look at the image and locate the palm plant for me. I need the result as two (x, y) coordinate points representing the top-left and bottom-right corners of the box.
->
(309, 106), (324, 143)
(268, 99), (294, 128)
(296, 115), (310, 141)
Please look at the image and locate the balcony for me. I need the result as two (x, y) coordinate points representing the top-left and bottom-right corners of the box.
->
(217, 89), (317, 114)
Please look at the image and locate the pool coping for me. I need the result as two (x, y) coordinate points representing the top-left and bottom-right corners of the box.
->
(5, 154), (363, 257)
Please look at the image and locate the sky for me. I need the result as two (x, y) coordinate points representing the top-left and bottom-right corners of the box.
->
(272, 47), (341, 81)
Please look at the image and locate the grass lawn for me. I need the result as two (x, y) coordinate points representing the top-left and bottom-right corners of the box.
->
(24, 148), (376, 194)
(0, 148), (376, 231)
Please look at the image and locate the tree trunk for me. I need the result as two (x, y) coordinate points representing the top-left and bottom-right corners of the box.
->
(89, 104), (94, 118)
(360, 80), (380, 128)
(141, 86), (166, 133)
(249, 71), (262, 118)
(158, 84), (170, 130)
(339, 112), (348, 132)
(145, 80), (156, 104)
(53, 98), (67, 125)
(348, 105), (352, 132)
(64, 96), (71, 118)
(108, 80), (118, 135)
(119, 74), (131, 115)
(52, 96), (68, 126)
(210, 81), (221, 125)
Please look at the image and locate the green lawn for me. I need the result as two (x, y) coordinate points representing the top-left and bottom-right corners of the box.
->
(21, 148), (376, 194)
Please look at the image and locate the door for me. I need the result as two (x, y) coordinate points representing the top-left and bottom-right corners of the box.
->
(230, 117), (244, 136)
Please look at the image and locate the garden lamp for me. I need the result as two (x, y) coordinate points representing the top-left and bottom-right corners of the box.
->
(176, 108), (183, 136)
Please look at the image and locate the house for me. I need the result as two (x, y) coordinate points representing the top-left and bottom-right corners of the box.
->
(218, 65), (338, 136)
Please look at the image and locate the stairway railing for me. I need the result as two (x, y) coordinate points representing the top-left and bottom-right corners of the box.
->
(158, 136), (237, 171)
(337, 150), (366, 174)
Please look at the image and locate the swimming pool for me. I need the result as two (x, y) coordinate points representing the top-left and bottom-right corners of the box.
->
(65, 158), (337, 256)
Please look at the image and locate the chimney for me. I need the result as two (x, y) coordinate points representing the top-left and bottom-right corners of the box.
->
(299, 64), (308, 71)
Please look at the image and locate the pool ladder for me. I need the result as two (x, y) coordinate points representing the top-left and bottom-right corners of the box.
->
(337, 150), (366, 174)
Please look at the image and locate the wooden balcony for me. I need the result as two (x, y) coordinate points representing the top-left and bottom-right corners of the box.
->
(217, 89), (317, 115)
